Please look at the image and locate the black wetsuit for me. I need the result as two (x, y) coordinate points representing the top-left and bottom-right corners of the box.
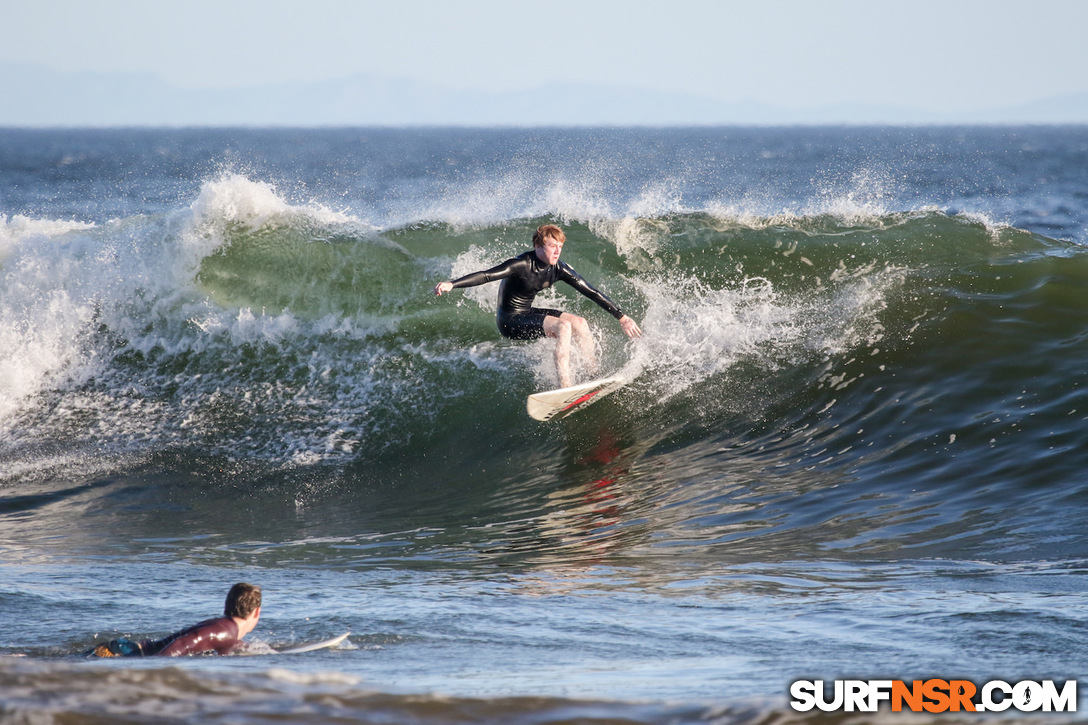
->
(93, 617), (241, 657)
(449, 250), (624, 339)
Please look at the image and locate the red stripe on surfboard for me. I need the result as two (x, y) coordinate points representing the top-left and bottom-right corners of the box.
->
(562, 389), (603, 411)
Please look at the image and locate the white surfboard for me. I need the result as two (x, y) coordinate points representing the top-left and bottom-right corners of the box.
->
(276, 632), (350, 654)
(526, 375), (626, 421)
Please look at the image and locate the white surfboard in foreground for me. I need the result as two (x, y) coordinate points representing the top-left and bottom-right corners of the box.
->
(526, 375), (627, 421)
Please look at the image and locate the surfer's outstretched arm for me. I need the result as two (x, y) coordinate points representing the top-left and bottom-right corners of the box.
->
(556, 262), (642, 339)
(618, 315), (642, 338)
(434, 258), (520, 296)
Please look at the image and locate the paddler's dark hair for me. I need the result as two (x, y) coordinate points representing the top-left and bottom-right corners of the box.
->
(224, 582), (261, 618)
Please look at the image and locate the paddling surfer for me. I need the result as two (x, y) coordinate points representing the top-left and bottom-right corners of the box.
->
(434, 224), (642, 388)
(89, 582), (262, 657)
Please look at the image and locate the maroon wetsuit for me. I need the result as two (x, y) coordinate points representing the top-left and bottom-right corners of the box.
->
(140, 616), (241, 656)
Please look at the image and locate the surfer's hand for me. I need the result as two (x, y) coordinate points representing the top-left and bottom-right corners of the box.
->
(619, 315), (642, 339)
(434, 281), (453, 296)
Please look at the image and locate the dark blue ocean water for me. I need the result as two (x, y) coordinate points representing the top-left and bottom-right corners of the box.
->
(2, 126), (1088, 723)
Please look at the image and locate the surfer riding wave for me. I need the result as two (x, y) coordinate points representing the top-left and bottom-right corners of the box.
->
(433, 224), (642, 388)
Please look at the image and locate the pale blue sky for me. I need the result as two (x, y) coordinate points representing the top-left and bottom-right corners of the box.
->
(5, 0), (1088, 122)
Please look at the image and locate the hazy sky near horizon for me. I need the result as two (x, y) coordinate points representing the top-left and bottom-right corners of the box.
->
(6, 0), (1088, 116)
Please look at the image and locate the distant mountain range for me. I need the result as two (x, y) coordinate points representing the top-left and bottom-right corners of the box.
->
(3, 62), (1087, 126)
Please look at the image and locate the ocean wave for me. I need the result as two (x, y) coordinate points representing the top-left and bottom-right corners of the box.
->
(0, 658), (736, 725)
(2, 655), (1079, 725)
(3, 174), (1088, 563)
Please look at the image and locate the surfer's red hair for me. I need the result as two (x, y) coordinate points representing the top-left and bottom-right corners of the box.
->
(532, 224), (565, 248)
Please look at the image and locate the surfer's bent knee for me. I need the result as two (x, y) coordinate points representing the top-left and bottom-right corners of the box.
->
(567, 314), (590, 335)
(547, 316), (572, 341)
